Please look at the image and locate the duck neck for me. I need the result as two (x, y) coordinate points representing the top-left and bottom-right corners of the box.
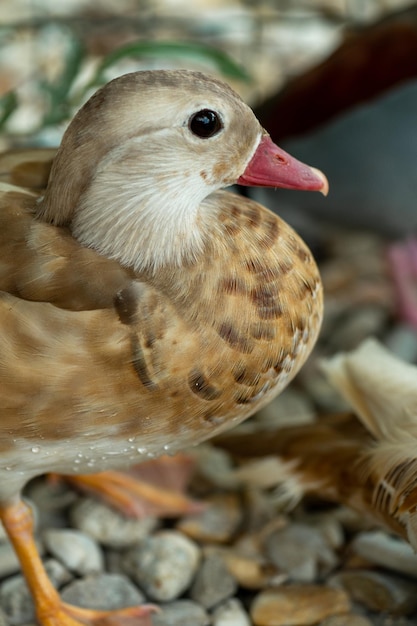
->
(70, 149), (218, 275)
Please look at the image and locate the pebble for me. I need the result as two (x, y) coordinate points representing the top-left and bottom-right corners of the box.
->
(177, 493), (242, 544)
(329, 570), (417, 615)
(189, 553), (238, 609)
(219, 549), (284, 589)
(250, 585), (350, 626)
(301, 370), (350, 413)
(254, 388), (315, 430)
(242, 488), (282, 533)
(43, 528), (104, 576)
(0, 609), (9, 626)
(0, 539), (45, 580)
(329, 305), (389, 351)
(319, 615), (373, 626)
(351, 531), (417, 578)
(71, 497), (158, 548)
(212, 598), (251, 626)
(0, 559), (72, 625)
(121, 530), (200, 602)
(312, 514), (345, 551)
(27, 479), (77, 529)
(384, 324), (417, 363)
(152, 600), (209, 626)
(61, 572), (145, 609)
(264, 522), (338, 582)
(192, 445), (239, 490)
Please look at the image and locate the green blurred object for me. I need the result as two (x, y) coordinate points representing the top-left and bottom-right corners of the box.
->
(0, 91), (17, 131)
(1, 33), (250, 135)
(40, 34), (85, 126)
(92, 40), (251, 86)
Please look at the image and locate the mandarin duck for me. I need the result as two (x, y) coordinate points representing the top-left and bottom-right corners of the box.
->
(0, 69), (327, 626)
(219, 339), (417, 550)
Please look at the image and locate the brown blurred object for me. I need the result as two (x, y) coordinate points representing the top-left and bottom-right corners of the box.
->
(255, 7), (417, 141)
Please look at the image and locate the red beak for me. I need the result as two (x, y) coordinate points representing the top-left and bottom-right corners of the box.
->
(237, 135), (329, 195)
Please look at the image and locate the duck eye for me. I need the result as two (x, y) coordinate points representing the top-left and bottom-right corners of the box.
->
(189, 109), (222, 138)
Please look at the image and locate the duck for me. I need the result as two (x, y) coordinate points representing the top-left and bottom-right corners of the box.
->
(0, 69), (327, 626)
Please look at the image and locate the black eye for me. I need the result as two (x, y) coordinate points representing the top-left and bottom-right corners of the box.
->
(189, 109), (222, 138)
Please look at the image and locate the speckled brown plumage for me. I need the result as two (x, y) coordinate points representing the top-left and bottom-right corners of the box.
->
(0, 70), (327, 626)
(0, 183), (321, 475)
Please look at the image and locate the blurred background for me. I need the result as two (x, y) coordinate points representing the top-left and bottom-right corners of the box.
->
(0, 0), (415, 145)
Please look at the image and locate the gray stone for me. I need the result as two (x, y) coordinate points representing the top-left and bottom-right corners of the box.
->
(122, 530), (200, 602)
(43, 528), (104, 575)
(177, 493), (242, 544)
(61, 572), (145, 610)
(71, 497), (158, 548)
(0, 559), (72, 625)
(351, 531), (417, 579)
(192, 445), (238, 490)
(254, 388), (315, 429)
(151, 600), (209, 626)
(329, 570), (417, 615)
(265, 522), (338, 582)
(189, 553), (238, 610)
(250, 585), (351, 626)
(0, 540), (45, 580)
(0, 608), (10, 626)
(319, 615), (373, 626)
(212, 598), (251, 626)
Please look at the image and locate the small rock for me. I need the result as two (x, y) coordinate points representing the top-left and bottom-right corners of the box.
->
(212, 598), (251, 626)
(43, 528), (103, 575)
(189, 553), (237, 609)
(192, 445), (239, 490)
(351, 531), (417, 578)
(0, 560), (72, 625)
(384, 324), (417, 363)
(177, 493), (242, 544)
(221, 550), (284, 589)
(264, 523), (338, 582)
(0, 608), (10, 626)
(332, 305), (388, 351)
(319, 615), (373, 626)
(0, 540), (45, 580)
(329, 570), (417, 615)
(312, 514), (345, 551)
(27, 479), (77, 529)
(61, 572), (145, 609)
(122, 530), (200, 602)
(152, 600), (209, 626)
(302, 370), (350, 413)
(254, 388), (315, 429)
(250, 585), (350, 626)
(71, 497), (158, 548)
(242, 488), (279, 532)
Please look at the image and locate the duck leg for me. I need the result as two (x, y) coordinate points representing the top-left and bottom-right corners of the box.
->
(61, 467), (203, 518)
(0, 496), (156, 626)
